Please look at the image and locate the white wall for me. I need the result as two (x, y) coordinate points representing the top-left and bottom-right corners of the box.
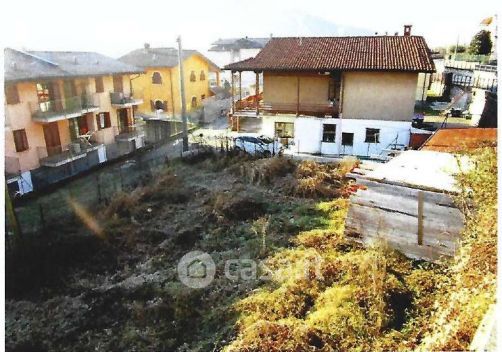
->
(294, 118), (411, 157)
(261, 115), (297, 137)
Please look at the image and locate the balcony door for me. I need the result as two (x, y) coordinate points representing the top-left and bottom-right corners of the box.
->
(64, 80), (78, 112)
(43, 122), (62, 156)
(117, 108), (130, 133)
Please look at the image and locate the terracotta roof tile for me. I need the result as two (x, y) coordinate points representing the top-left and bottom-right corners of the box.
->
(225, 36), (435, 72)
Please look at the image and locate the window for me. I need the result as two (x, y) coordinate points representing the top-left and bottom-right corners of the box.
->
(199, 70), (206, 81)
(36, 83), (51, 103)
(275, 122), (294, 138)
(96, 112), (111, 130)
(152, 72), (162, 84)
(13, 129), (29, 152)
(95, 77), (104, 93)
(342, 132), (354, 146)
(191, 96), (197, 108)
(322, 124), (336, 143)
(201, 94), (206, 101)
(365, 128), (380, 143)
(190, 71), (196, 82)
(113, 75), (123, 93)
(5, 84), (20, 104)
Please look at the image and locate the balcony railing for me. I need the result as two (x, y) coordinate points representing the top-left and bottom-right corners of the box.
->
(37, 142), (97, 167)
(234, 99), (339, 117)
(81, 93), (100, 112)
(110, 90), (144, 107)
(30, 96), (84, 123)
(114, 125), (145, 142)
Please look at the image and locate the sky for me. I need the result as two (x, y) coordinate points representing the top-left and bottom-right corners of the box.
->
(0, 0), (498, 58)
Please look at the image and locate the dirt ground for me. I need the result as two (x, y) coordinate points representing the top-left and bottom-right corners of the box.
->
(5, 154), (349, 352)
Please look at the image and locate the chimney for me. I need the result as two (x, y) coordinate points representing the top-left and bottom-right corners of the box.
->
(404, 25), (412, 36)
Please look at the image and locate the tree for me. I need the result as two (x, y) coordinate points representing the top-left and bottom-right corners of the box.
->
(468, 30), (492, 55)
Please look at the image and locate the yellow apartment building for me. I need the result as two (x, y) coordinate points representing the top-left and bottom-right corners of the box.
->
(119, 44), (220, 118)
(4, 48), (144, 195)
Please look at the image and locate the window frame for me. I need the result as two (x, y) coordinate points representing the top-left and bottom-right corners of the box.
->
(190, 71), (196, 82)
(199, 70), (206, 81)
(95, 76), (104, 93)
(342, 132), (354, 146)
(96, 112), (111, 130)
(5, 84), (20, 104)
(191, 96), (197, 108)
(322, 124), (337, 143)
(364, 128), (380, 143)
(13, 129), (29, 152)
(152, 72), (163, 85)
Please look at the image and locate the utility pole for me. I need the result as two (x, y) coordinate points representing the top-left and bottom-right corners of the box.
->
(177, 35), (189, 152)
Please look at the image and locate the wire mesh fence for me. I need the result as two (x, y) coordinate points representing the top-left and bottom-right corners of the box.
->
(9, 141), (184, 240)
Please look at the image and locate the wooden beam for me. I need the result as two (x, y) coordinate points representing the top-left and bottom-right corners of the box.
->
(255, 72), (260, 116)
(239, 71), (242, 102)
(231, 71), (235, 113)
(296, 76), (300, 116)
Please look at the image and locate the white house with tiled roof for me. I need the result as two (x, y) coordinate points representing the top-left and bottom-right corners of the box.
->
(225, 26), (435, 158)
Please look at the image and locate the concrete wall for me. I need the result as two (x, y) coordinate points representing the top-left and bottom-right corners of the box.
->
(132, 54), (215, 117)
(342, 71), (418, 121)
(294, 117), (411, 157)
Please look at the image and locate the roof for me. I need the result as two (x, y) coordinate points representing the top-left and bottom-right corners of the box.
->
(209, 37), (270, 51)
(4, 48), (143, 82)
(480, 17), (493, 25)
(119, 47), (220, 71)
(365, 150), (472, 193)
(225, 36), (435, 72)
(420, 128), (497, 152)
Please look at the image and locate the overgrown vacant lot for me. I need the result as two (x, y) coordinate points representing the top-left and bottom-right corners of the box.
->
(5, 149), (496, 351)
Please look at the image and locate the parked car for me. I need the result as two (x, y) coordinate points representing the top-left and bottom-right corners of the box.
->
(234, 134), (283, 156)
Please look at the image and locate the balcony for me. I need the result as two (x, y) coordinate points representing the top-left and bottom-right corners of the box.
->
(30, 97), (83, 123)
(37, 141), (102, 168)
(81, 93), (101, 113)
(233, 97), (339, 118)
(110, 90), (144, 108)
(114, 125), (145, 142)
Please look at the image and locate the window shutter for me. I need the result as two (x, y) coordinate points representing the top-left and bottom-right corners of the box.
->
(6, 85), (20, 104)
(13, 129), (28, 152)
(150, 100), (155, 111)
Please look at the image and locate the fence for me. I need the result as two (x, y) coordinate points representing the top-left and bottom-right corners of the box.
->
(430, 72), (498, 95)
(8, 143), (183, 239)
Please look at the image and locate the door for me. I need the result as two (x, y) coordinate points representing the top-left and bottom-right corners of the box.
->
(113, 75), (123, 93)
(43, 122), (62, 156)
(64, 80), (78, 112)
(117, 109), (130, 133)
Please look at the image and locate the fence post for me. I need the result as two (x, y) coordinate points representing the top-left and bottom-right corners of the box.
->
(417, 191), (424, 245)
(96, 174), (102, 203)
(39, 203), (46, 231)
(119, 167), (125, 191)
(5, 182), (22, 242)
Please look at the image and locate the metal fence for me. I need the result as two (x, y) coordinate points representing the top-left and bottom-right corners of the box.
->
(9, 143), (183, 238)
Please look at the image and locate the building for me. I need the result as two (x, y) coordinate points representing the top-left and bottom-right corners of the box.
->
(119, 44), (220, 120)
(4, 48), (145, 195)
(225, 27), (435, 158)
(208, 37), (270, 95)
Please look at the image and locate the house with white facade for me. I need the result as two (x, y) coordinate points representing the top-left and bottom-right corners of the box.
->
(225, 27), (435, 158)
